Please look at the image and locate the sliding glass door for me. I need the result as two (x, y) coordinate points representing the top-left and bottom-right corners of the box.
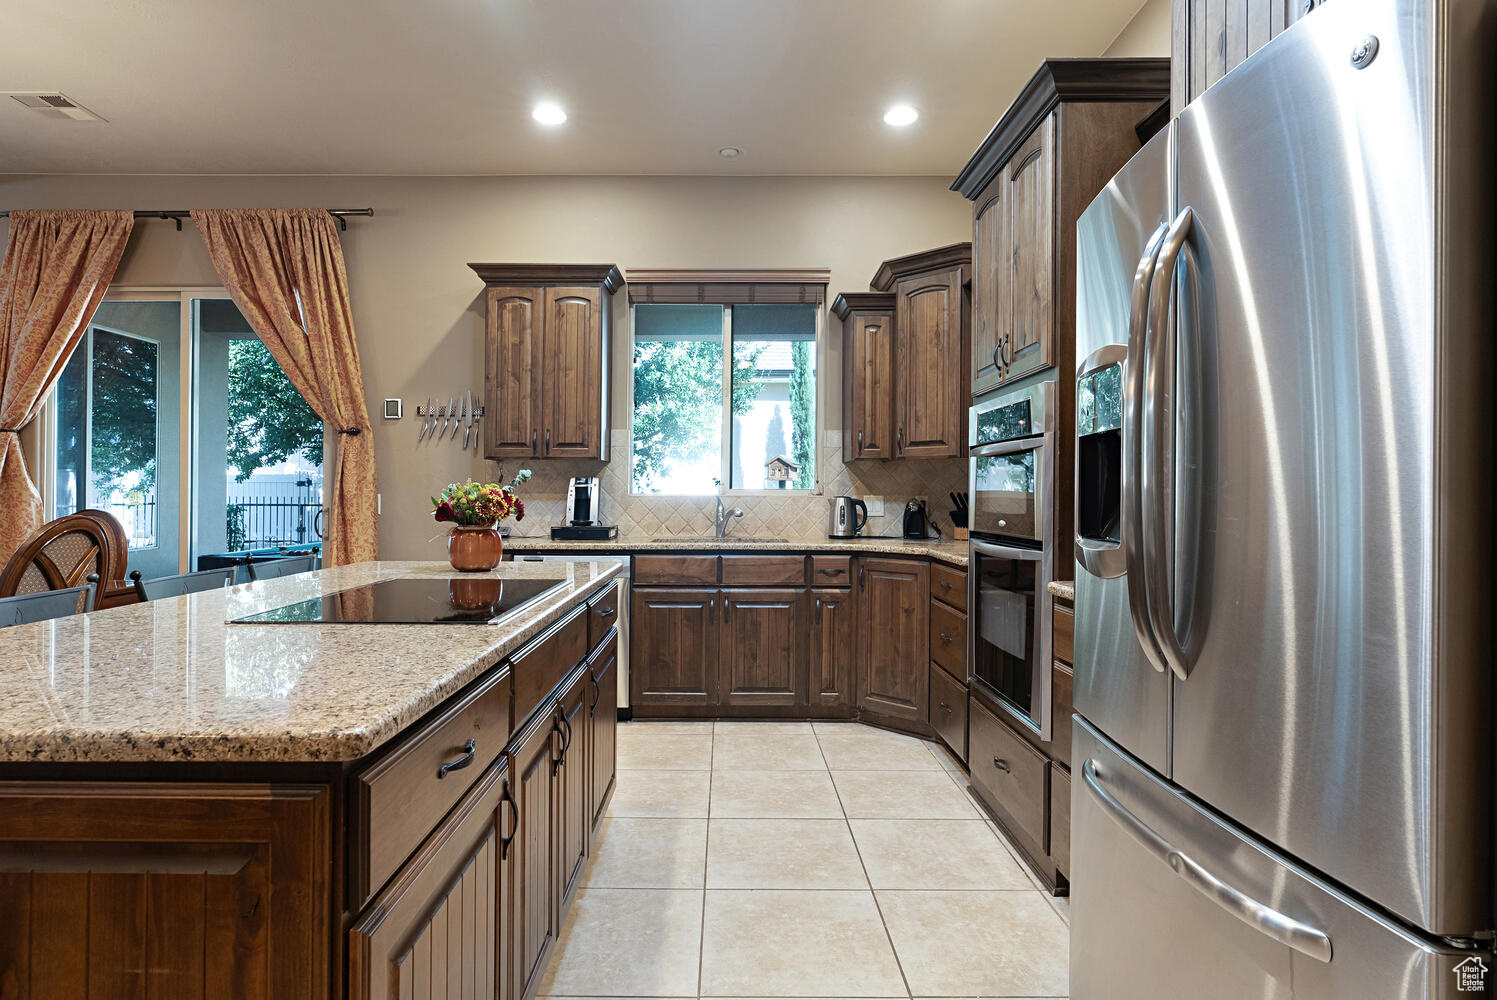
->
(46, 290), (324, 580)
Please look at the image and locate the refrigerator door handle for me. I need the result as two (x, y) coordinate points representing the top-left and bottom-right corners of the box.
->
(1082, 758), (1334, 963)
(1125, 220), (1172, 674)
(1142, 206), (1196, 682)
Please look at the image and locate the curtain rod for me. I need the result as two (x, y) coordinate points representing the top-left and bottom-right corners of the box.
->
(0, 208), (374, 231)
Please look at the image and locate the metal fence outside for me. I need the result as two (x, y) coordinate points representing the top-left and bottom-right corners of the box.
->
(63, 496), (323, 551)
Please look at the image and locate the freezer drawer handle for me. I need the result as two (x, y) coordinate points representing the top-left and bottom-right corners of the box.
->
(1082, 758), (1333, 964)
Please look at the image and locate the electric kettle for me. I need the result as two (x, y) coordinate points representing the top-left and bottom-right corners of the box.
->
(827, 496), (869, 538)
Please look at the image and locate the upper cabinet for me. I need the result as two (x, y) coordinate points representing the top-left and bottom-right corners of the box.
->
(871, 244), (972, 459)
(1171, 0), (1314, 114)
(831, 292), (895, 461)
(952, 59), (1169, 400)
(469, 263), (623, 461)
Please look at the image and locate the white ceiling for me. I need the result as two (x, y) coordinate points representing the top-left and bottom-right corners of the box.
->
(0, 0), (1149, 176)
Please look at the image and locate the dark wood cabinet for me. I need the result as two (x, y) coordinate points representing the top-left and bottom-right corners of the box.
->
(587, 628), (619, 830)
(1004, 115), (1055, 386)
(470, 264), (622, 461)
(0, 782), (331, 1000)
(719, 588), (807, 708)
(508, 709), (559, 1000)
(832, 293), (896, 461)
(971, 183), (1007, 395)
(811, 587), (856, 712)
(555, 665), (590, 907)
(869, 246), (971, 459)
(856, 558), (930, 723)
(631, 588), (718, 709)
(1050, 765), (1072, 880)
(349, 759), (509, 1000)
(928, 662), (968, 762)
(1171, 0), (1311, 115)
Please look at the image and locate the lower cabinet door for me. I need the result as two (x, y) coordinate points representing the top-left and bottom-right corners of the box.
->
(348, 758), (510, 1000)
(928, 662), (969, 763)
(556, 664), (591, 907)
(588, 628), (619, 830)
(631, 588), (717, 709)
(510, 707), (560, 1000)
(857, 558), (930, 722)
(719, 588), (807, 708)
(811, 588), (855, 711)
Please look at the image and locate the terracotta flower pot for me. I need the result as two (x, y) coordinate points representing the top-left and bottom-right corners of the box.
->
(447, 525), (503, 572)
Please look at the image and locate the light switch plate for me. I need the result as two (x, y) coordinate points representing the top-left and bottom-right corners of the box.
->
(865, 495), (884, 517)
(383, 398), (402, 419)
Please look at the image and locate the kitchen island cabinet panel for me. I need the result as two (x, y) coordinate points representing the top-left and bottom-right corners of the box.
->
(857, 558), (930, 723)
(587, 629), (619, 830)
(719, 588), (807, 708)
(509, 711), (559, 1000)
(0, 782), (330, 1000)
(556, 664), (591, 906)
(349, 758), (509, 1000)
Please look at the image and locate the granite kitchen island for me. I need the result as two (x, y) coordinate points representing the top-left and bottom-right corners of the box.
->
(0, 559), (624, 1000)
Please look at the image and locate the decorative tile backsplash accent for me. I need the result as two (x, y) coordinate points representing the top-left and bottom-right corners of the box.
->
(497, 437), (967, 542)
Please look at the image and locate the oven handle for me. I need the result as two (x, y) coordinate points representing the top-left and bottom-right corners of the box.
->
(969, 539), (1044, 562)
(969, 436), (1045, 458)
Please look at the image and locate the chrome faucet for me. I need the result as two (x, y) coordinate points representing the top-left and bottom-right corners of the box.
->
(715, 495), (744, 538)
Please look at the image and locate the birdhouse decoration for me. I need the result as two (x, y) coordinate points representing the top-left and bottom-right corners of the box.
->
(764, 455), (800, 489)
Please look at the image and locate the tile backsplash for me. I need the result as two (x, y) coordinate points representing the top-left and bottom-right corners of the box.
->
(495, 437), (967, 542)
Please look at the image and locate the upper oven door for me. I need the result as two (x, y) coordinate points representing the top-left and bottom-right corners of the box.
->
(970, 438), (1044, 545)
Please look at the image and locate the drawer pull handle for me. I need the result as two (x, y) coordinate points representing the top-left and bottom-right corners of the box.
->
(589, 667), (602, 712)
(939, 702), (952, 714)
(818, 567), (846, 575)
(596, 606), (616, 617)
(939, 580), (952, 589)
(500, 777), (518, 860)
(438, 739), (477, 779)
(939, 632), (953, 643)
(992, 757), (1011, 774)
(552, 710), (573, 776)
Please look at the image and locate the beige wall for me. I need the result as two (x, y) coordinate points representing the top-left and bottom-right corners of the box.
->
(0, 174), (971, 558)
(1103, 0), (1172, 56)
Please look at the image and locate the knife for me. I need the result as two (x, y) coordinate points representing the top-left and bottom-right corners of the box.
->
(441, 398), (454, 438)
(418, 396), (434, 442)
(452, 395), (466, 441)
(463, 390), (474, 449)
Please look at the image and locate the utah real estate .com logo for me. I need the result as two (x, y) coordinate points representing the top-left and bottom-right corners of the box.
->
(1454, 956), (1487, 993)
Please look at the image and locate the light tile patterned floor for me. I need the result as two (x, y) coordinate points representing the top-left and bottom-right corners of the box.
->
(539, 720), (1070, 1000)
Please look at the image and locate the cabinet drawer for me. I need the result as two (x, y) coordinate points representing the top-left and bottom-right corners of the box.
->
(513, 602), (589, 728)
(1053, 605), (1074, 665)
(810, 555), (853, 585)
(969, 698), (1048, 849)
(721, 555), (805, 586)
(634, 555), (717, 585)
(1050, 765), (1071, 878)
(1052, 662), (1073, 769)
(354, 667), (512, 904)
(929, 599), (967, 679)
(931, 562), (967, 612)
(928, 662), (968, 762)
(587, 582), (619, 648)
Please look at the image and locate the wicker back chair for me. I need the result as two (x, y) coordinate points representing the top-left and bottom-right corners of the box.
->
(0, 510), (135, 607)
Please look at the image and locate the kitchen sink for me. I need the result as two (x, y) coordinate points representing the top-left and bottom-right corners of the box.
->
(649, 536), (788, 543)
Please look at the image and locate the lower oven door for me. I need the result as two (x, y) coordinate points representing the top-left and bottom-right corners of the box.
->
(969, 538), (1051, 741)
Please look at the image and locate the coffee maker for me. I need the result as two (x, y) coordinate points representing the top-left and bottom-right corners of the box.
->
(549, 477), (617, 540)
(901, 499), (929, 539)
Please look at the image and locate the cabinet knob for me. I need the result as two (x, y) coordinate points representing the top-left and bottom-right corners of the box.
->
(939, 702), (952, 714)
(939, 632), (953, 644)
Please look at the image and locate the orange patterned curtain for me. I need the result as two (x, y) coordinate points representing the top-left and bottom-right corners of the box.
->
(0, 210), (134, 565)
(191, 208), (377, 567)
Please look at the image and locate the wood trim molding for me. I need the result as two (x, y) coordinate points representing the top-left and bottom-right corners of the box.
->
(830, 292), (897, 320)
(623, 268), (830, 286)
(950, 57), (1171, 199)
(467, 263), (624, 293)
(869, 243), (972, 292)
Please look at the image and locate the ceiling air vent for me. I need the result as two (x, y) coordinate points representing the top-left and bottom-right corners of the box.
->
(6, 92), (106, 122)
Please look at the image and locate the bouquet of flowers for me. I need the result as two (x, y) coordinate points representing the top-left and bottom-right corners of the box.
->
(432, 469), (531, 527)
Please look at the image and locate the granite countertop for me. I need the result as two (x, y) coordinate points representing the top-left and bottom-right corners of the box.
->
(1048, 580), (1075, 602)
(0, 559), (623, 765)
(505, 534), (970, 567)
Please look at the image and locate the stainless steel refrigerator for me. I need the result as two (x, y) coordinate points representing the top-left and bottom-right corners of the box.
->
(1070, 0), (1494, 995)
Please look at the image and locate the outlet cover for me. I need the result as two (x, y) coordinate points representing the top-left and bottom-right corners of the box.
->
(865, 496), (884, 517)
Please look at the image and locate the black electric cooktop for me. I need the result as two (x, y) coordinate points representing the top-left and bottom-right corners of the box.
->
(229, 577), (565, 625)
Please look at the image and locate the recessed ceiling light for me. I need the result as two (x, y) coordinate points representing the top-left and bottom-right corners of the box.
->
(718, 146), (741, 158)
(883, 104), (919, 127)
(532, 101), (567, 126)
